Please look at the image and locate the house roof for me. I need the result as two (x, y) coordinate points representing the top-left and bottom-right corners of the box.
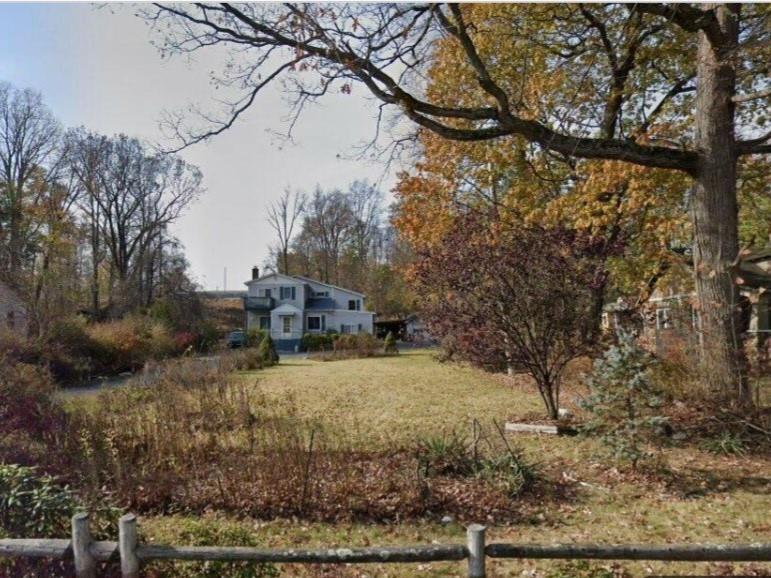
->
(738, 261), (771, 289)
(292, 275), (365, 297)
(244, 272), (296, 286)
(244, 272), (365, 297)
(744, 246), (771, 263)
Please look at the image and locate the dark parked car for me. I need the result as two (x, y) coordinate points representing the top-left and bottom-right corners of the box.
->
(226, 329), (247, 349)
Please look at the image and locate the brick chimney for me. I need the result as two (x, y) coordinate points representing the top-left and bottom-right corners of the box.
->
(252, 266), (260, 280)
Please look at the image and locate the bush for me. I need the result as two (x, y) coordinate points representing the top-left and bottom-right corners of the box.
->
(701, 431), (748, 456)
(416, 429), (536, 498)
(333, 333), (377, 356)
(246, 328), (267, 347)
(0, 361), (68, 466)
(256, 335), (279, 365)
(43, 316), (104, 381)
(580, 333), (668, 468)
(0, 464), (78, 537)
(228, 347), (264, 371)
(383, 331), (399, 355)
(302, 333), (334, 352)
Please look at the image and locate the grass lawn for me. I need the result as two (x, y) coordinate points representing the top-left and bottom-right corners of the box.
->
(247, 349), (542, 447)
(134, 350), (770, 577)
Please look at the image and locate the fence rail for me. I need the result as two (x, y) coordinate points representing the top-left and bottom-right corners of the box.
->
(0, 514), (769, 578)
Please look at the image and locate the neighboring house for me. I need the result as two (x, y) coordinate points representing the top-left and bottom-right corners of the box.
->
(405, 314), (431, 342)
(0, 280), (28, 336)
(243, 267), (375, 351)
(602, 248), (771, 351)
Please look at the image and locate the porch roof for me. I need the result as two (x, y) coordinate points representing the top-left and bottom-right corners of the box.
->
(272, 303), (302, 316)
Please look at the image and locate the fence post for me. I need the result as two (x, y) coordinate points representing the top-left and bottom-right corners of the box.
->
(467, 524), (486, 578)
(72, 513), (96, 578)
(119, 514), (140, 578)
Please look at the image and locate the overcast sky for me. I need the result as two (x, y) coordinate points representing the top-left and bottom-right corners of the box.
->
(0, 3), (400, 290)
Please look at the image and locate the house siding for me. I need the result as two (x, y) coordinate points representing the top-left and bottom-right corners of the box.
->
(0, 281), (28, 336)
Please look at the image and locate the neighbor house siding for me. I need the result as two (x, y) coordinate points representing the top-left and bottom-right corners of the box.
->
(0, 282), (28, 336)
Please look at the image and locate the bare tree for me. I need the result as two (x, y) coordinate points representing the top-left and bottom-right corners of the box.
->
(0, 82), (61, 282)
(302, 187), (354, 285)
(347, 180), (382, 263)
(66, 128), (111, 316)
(266, 187), (305, 275)
(146, 3), (770, 405)
(86, 135), (201, 313)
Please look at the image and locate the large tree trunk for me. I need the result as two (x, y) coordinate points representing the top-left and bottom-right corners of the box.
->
(692, 4), (749, 405)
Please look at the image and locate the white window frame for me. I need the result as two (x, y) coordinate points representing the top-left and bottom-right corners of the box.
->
(282, 316), (292, 334)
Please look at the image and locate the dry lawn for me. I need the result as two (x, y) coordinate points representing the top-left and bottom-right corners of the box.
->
(136, 350), (770, 578)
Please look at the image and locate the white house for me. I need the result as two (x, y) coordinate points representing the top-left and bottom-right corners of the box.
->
(243, 267), (375, 350)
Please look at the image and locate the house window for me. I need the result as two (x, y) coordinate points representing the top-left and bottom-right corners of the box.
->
(263, 288), (272, 298)
(280, 286), (296, 300)
(313, 290), (329, 297)
(307, 316), (321, 331)
(282, 316), (292, 334)
(656, 308), (672, 330)
(341, 324), (352, 334)
(348, 299), (361, 311)
(357, 323), (363, 333)
(259, 316), (271, 330)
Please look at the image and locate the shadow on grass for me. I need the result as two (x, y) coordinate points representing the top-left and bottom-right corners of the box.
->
(666, 467), (771, 498)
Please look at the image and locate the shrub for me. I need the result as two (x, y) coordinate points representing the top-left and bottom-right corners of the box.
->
(43, 316), (103, 381)
(701, 431), (748, 456)
(383, 331), (399, 355)
(332, 333), (377, 356)
(229, 347), (264, 371)
(416, 431), (475, 477)
(256, 335), (279, 365)
(416, 429), (536, 497)
(0, 464), (78, 537)
(246, 328), (267, 347)
(302, 333), (334, 352)
(0, 361), (68, 466)
(580, 333), (668, 468)
(412, 214), (605, 419)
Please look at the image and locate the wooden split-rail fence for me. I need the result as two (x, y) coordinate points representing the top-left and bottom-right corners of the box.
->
(0, 514), (769, 578)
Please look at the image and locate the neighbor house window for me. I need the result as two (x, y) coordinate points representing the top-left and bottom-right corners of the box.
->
(656, 308), (672, 330)
(280, 286), (296, 300)
(282, 316), (292, 334)
(348, 299), (361, 311)
(259, 317), (271, 330)
(307, 316), (321, 331)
